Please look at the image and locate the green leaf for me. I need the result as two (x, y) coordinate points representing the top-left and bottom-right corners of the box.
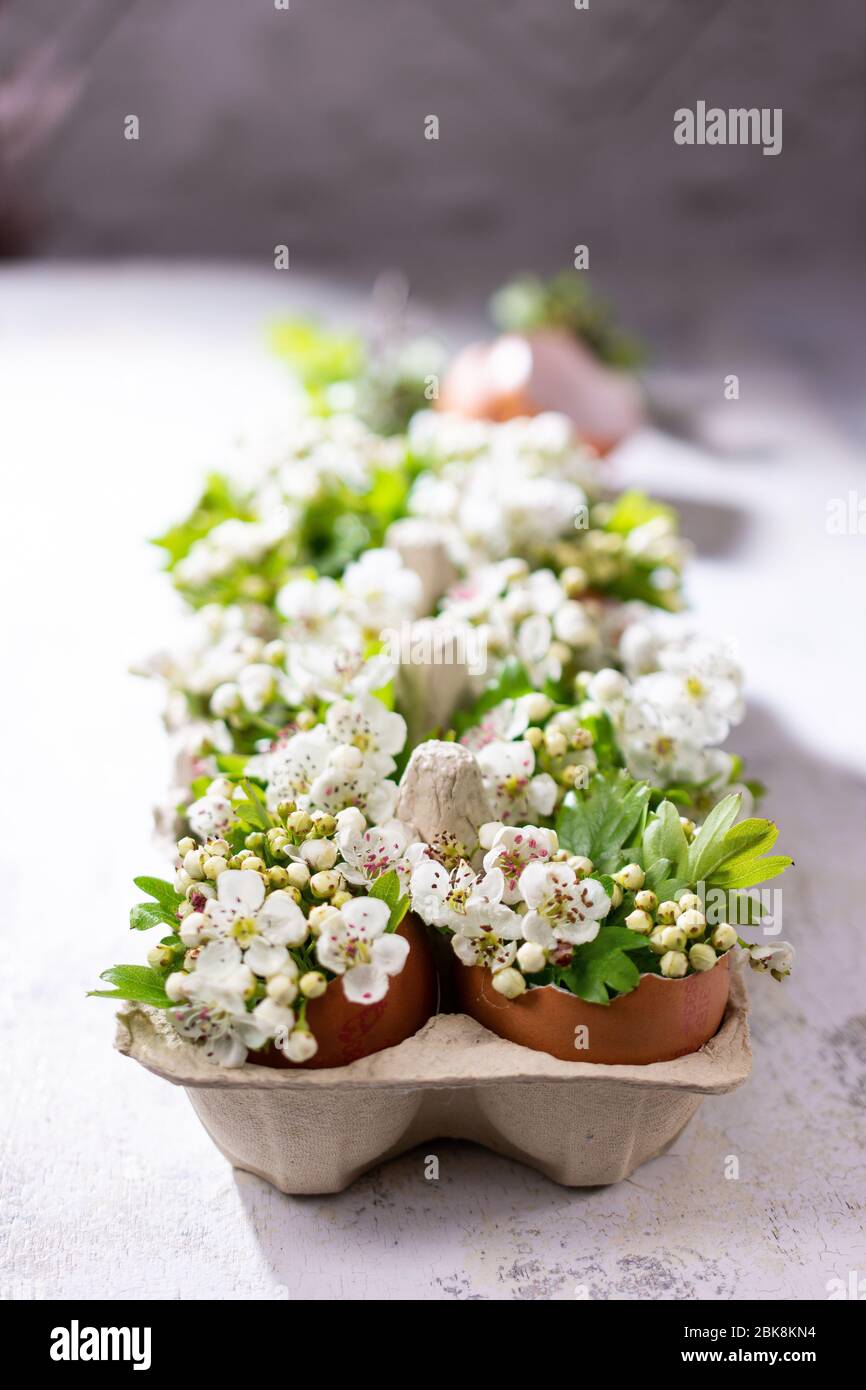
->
(643, 857), (672, 894)
(686, 794), (742, 883)
(269, 316), (365, 390)
(599, 951), (641, 993)
(710, 854), (793, 891)
(556, 775), (651, 868)
(707, 818), (778, 876)
(643, 800), (689, 878)
(581, 924), (649, 956)
(369, 870), (410, 931)
(133, 877), (184, 912)
(88, 966), (174, 1009)
(238, 779), (272, 831)
(604, 490), (677, 536)
(557, 924), (646, 1004)
(215, 753), (249, 778)
(130, 901), (176, 931)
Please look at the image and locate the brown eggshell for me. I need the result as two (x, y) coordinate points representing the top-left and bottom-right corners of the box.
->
(249, 916), (438, 1071)
(454, 953), (731, 1065)
(438, 329), (644, 454)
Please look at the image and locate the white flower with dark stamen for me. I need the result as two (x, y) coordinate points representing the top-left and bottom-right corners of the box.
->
(337, 818), (414, 887)
(410, 860), (516, 935)
(204, 869), (309, 975)
(171, 939), (266, 1068)
(325, 694), (407, 776)
(476, 740), (558, 825)
(315, 898), (410, 1003)
(409, 857), (523, 973)
(748, 940), (794, 978)
(308, 757), (400, 823)
(481, 824), (559, 904)
(519, 862), (611, 948)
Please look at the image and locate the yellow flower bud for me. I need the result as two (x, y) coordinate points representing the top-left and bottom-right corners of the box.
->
(711, 923), (738, 952)
(678, 908), (706, 939)
(660, 950), (688, 978)
(625, 908), (654, 935)
(299, 971), (328, 999)
(689, 943), (717, 972)
(491, 967), (527, 999)
(614, 863), (645, 891)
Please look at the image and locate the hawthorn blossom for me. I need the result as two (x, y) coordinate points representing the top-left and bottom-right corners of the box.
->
(459, 697), (531, 753)
(308, 751), (400, 823)
(170, 939), (267, 1067)
(289, 641), (395, 704)
(203, 869), (309, 974)
(748, 940), (795, 978)
(409, 858), (522, 973)
(342, 548), (423, 634)
(519, 862), (611, 948)
(337, 816), (415, 888)
(325, 694), (407, 776)
(410, 859), (510, 931)
(187, 778), (236, 839)
(315, 898), (410, 1003)
(255, 725), (334, 808)
(476, 740), (557, 824)
(480, 823), (559, 903)
(275, 574), (347, 642)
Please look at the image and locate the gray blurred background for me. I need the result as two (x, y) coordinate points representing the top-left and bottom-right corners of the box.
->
(1, 0), (864, 385)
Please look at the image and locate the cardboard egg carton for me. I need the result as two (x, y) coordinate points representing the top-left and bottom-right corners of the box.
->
(115, 966), (750, 1193)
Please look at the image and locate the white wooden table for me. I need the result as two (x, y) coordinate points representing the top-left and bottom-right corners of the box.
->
(1, 266), (863, 1301)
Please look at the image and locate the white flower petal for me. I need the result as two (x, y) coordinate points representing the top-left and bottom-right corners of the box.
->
(342, 963), (389, 1004)
(371, 933), (410, 977)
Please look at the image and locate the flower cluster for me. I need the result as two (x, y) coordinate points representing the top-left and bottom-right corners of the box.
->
(583, 618), (747, 797)
(408, 412), (688, 605)
(157, 414), (410, 607)
(95, 791), (424, 1066)
(408, 787), (794, 1001)
(96, 343), (794, 1068)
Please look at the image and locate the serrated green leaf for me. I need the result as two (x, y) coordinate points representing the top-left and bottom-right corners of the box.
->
(580, 924), (648, 956)
(557, 924), (646, 1003)
(88, 965), (173, 1009)
(600, 950), (640, 993)
(132, 877), (184, 912)
(643, 800), (689, 877)
(687, 794), (742, 882)
(643, 857), (673, 894)
(708, 818), (779, 875)
(561, 958), (611, 1005)
(130, 901), (176, 931)
(556, 775), (651, 866)
(710, 854), (793, 891)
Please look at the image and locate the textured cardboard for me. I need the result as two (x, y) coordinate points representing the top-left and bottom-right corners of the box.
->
(115, 964), (751, 1193)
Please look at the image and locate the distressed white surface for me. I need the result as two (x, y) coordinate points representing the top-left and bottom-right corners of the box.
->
(0, 265), (864, 1302)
